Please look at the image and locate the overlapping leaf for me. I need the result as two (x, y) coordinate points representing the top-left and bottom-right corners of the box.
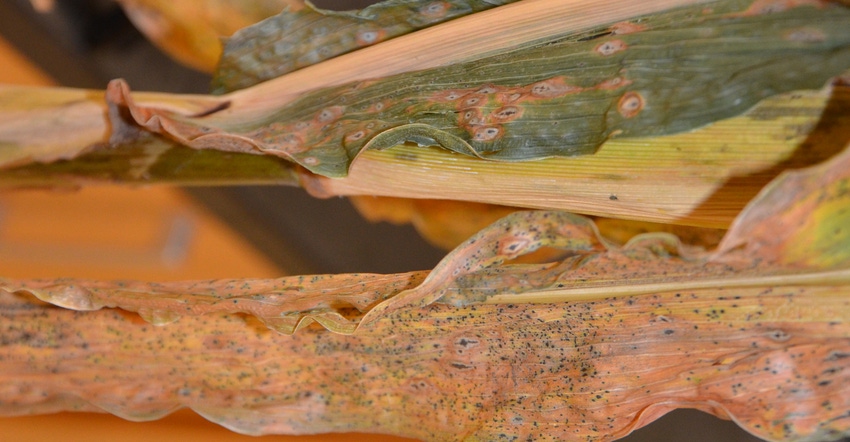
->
(108, 0), (850, 177)
(1, 142), (849, 440)
(4, 0), (850, 229)
(2, 1), (850, 440)
(5, 140), (850, 334)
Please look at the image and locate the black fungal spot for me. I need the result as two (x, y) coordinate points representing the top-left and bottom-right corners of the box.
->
(827, 351), (850, 361)
(767, 330), (791, 342)
(492, 106), (521, 122)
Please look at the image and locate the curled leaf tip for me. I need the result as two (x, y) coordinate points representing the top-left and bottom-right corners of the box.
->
(716, 141), (850, 270)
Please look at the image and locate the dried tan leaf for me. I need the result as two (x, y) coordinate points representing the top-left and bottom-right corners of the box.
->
(1, 144), (848, 440)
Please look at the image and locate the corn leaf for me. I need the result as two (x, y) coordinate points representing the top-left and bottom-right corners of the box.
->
(0, 85), (300, 186)
(1, 141), (849, 440)
(212, 0), (519, 93)
(109, 0), (850, 177)
(349, 196), (728, 251)
(3, 80), (848, 226)
(3, 1), (850, 440)
(4, 1), (850, 227)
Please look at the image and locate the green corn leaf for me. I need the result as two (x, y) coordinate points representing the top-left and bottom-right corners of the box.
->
(115, 0), (850, 177)
(212, 0), (520, 93)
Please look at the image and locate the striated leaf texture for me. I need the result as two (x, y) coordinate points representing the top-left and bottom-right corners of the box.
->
(212, 0), (519, 93)
(2, 143), (850, 440)
(4, 80), (848, 227)
(349, 196), (728, 251)
(111, 0), (850, 177)
(4, 142), (850, 332)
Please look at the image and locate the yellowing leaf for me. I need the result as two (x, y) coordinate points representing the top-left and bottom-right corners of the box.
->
(718, 139), (850, 269)
(0, 86), (107, 168)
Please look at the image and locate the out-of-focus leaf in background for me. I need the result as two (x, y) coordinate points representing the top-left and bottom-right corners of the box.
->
(116, 0), (299, 72)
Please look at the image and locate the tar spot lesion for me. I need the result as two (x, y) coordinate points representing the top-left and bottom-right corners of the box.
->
(356, 30), (383, 46)
(420, 1), (450, 18)
(492, 106), (522, 122)
(317, 106), (345, 123)
(727, 0), (827, 18)
(350, 130), (366, 140)
(595, 39), (628, 56)
(460, 109), (483, 125)
(617, 92), (644, 118)
(473, 126), (502, 142)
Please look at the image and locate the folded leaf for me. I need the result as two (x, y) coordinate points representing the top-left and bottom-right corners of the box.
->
(4, 81), (847, 227)
(0, 85), (301, 186)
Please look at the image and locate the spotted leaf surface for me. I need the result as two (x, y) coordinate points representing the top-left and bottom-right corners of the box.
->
(6, 142), (850, 335)
(212, 0), (519, 93)
(1, 275), (848, 441)
(113, 0), (850, 177)
(2, 148), (850, 441)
